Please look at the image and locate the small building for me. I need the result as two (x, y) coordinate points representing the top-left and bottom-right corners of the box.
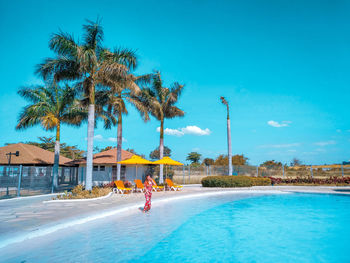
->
(72, 148), (149, 185)
(0, 143), (77, 193)
(0, 143), (73, 167)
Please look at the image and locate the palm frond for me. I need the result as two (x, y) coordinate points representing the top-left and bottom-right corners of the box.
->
(164, 106), (185, 118)
(16, 106), (43, 130)
(126, 97), (150, 122)
(36, 56), (81, 81)
(83, 19), (104, 50)
(61, 100), (88, 126)
(112, 48), (137, 70)
(18, 86), (45, 103)
(168, 82), (184, 103)
(49, 32), (79, 58)
(135, 73), (153, 86)
(151, 71), (164, 102)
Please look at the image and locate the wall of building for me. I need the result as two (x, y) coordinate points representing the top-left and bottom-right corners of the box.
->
(77, 165), (147, 186)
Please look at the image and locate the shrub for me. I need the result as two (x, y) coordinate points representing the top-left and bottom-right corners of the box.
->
(201, 176), (252, 188)
(251, 177), (271, 186)
(102, 182), (115, 188)
(56, 185), (112, 200)
(123, 180), (132, 188)
(201, 176), (272, 188)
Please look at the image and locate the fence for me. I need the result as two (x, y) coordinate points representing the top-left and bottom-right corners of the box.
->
(170, 165), (350, 184)
(0, 165), (78, 199)
(2, 164), (349, 198)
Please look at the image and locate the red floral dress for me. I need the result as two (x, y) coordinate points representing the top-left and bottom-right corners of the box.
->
(143, 179), (154, 211)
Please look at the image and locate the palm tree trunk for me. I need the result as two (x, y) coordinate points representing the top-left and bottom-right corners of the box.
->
(159, 119), (164, 184)
(116, 111), (122, 180)
(52, 122), (60, 192)
(227, 117), (232, 176)
(85, 104), (95, 190)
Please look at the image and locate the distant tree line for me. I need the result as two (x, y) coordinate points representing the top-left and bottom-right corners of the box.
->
(6, 136), (84, 160)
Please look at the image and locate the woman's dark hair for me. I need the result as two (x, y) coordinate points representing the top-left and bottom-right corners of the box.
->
(145, 174), (152, 178)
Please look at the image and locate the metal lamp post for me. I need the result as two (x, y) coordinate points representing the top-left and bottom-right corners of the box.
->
(5, 151), (19, 196)
(220, 97), (233, 176)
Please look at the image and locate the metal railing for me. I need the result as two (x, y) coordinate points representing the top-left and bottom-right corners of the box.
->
(170, 165), (350, 184)
(0, 165), (78, 199)
(2, 164), (349, 198)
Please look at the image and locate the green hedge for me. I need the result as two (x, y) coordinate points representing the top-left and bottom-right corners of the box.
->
(250, 177), (271, 186)
(201, 176), (271, 188)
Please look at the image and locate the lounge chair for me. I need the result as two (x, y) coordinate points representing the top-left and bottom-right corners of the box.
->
(134, 179), (144, 193)
(113, 180), (132, 194)
(165, 179), (183, 191)
(151, 179), (164, 192)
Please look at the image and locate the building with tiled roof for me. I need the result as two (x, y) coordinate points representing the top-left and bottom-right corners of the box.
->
(72, 148), (149, 184)
(0, 143), (72, 166)
(69, 148), (133, 165)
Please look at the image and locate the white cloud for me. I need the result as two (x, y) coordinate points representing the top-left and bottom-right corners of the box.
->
(107, 137), (127, 143)
(156, 126), (211, 137)
(259, 143), (301, 148)
(107, 137), (117, 142)
(267, 120), (291, 128)
(93, 134), (103, 141)
(315, 148), (326, 152)
(314, 140), (336, 147)
(85, 134), (127, 143)
(182, 126), (211, 135)
(156, 127), (184, 136)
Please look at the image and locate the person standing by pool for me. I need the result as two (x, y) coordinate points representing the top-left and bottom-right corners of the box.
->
(143, 174), (156, 212)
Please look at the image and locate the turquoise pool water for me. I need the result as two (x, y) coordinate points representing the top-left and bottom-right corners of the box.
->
(1, 193), (349, 262)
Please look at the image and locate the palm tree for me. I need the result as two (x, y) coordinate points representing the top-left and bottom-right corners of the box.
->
(220, 96), (232, 176)
(141, 72), (185, 183)
(36, 19), (136, 190)
(16, 84), (85, 191)
(96, 72), (151, 180)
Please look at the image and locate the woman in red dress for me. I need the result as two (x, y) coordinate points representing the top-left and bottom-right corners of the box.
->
(143, 175), (155, 212)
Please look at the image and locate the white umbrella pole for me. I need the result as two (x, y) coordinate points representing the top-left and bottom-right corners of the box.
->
(164, 165), (167, 192)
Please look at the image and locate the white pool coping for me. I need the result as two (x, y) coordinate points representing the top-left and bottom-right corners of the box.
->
(0, 189), (287, 249)
(0, 193), (60, 203)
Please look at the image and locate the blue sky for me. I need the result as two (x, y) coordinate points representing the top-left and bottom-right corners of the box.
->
(0, 0), (349, 165)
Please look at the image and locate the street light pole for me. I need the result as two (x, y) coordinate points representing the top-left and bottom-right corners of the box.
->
(5, 151), (19, 196)
(220, 97), (233, 176)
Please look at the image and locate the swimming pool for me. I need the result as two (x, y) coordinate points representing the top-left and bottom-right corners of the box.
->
(0, 192), (349, 262)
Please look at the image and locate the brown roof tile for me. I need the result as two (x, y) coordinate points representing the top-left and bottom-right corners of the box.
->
(0, 143), (73, 166)
(69, 148), (134, 165)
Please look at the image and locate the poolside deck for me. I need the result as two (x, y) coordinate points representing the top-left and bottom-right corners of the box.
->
(0, 185), (349, 248)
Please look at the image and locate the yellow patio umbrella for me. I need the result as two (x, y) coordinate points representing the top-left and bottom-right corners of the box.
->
(117, 155), (153, 181)
(152, 156), (184, 182)
(152, 156), (184, 166)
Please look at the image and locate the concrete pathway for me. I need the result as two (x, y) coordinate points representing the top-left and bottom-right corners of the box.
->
(0, 185), (349, 248)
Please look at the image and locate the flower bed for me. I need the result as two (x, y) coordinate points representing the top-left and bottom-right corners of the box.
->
(201, 176), (271, 188)
(56, 185), (113, 200)
(270, 177), (350, 186)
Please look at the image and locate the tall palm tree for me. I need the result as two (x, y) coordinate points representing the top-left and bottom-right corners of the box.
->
(97, 72), (151, 180)
(16, 84), (85, 191)
(220, 96), (232, 176)
(36, 19), (136, 190)
(141, 72), (185, 183)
